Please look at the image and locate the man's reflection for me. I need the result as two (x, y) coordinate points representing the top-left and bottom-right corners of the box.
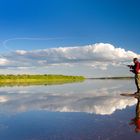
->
(130, 96), (140, 133)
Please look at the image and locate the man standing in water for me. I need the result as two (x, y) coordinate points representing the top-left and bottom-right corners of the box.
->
(127, 58), (140, 95)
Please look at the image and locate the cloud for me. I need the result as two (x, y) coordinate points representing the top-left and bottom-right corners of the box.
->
(16, 50), (27, 55)
(0, 58), (9, 65)
(0, 43), (140, 75)
(6, 43), (140, 64)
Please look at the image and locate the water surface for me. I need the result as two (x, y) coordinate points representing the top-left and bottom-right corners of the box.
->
(0, 79), (139, 140)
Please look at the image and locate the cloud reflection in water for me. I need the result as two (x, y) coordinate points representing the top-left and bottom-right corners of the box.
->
(0, 80), (137, 115)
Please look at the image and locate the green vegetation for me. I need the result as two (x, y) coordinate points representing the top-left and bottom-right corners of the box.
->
(0, 74), (85, 86)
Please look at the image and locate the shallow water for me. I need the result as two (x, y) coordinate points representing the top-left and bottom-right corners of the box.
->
(0, 79), (139, 140)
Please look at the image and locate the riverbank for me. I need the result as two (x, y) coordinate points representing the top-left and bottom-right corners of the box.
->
(88, 76), (134, 80)
(0, 74), (85, 86)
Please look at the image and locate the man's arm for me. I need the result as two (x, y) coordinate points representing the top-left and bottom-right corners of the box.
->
(127, 65), (134, 69)
(127, 65), (135, 73)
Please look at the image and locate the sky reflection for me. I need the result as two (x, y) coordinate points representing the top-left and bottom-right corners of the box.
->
(0, 80), (137, 115)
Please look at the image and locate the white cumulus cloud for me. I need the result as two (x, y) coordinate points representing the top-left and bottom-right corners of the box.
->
(0, 58), (9, 65)
(0, 43), (140, 75)
(9, 43), (140, 66)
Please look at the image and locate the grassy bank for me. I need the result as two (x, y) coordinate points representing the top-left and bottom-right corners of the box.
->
(0, 74), (85, 86)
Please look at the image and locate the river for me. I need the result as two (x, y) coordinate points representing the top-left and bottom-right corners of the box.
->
(0, 79), (139, 140)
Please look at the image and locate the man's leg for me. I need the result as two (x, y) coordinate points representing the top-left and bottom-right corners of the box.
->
(135, 74), (140, 93)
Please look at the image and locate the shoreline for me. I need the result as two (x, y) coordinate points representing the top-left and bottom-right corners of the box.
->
(87, 76), (134, 80)
(0, 74), (85, 86)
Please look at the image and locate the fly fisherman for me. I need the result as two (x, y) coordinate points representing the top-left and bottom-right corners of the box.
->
(127, 58), (140, 95)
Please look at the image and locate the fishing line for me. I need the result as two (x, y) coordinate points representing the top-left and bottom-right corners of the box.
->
(2, 37), (64, 52)
(0, 37), (68, 68)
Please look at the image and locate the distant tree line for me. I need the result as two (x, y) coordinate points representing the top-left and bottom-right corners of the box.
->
(89, 76), (134, 80)
(0, 74), (85, 86)
(0, 74), (85, 80)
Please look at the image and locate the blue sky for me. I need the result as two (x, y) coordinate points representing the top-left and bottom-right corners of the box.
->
(0, 0), (140, 77)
